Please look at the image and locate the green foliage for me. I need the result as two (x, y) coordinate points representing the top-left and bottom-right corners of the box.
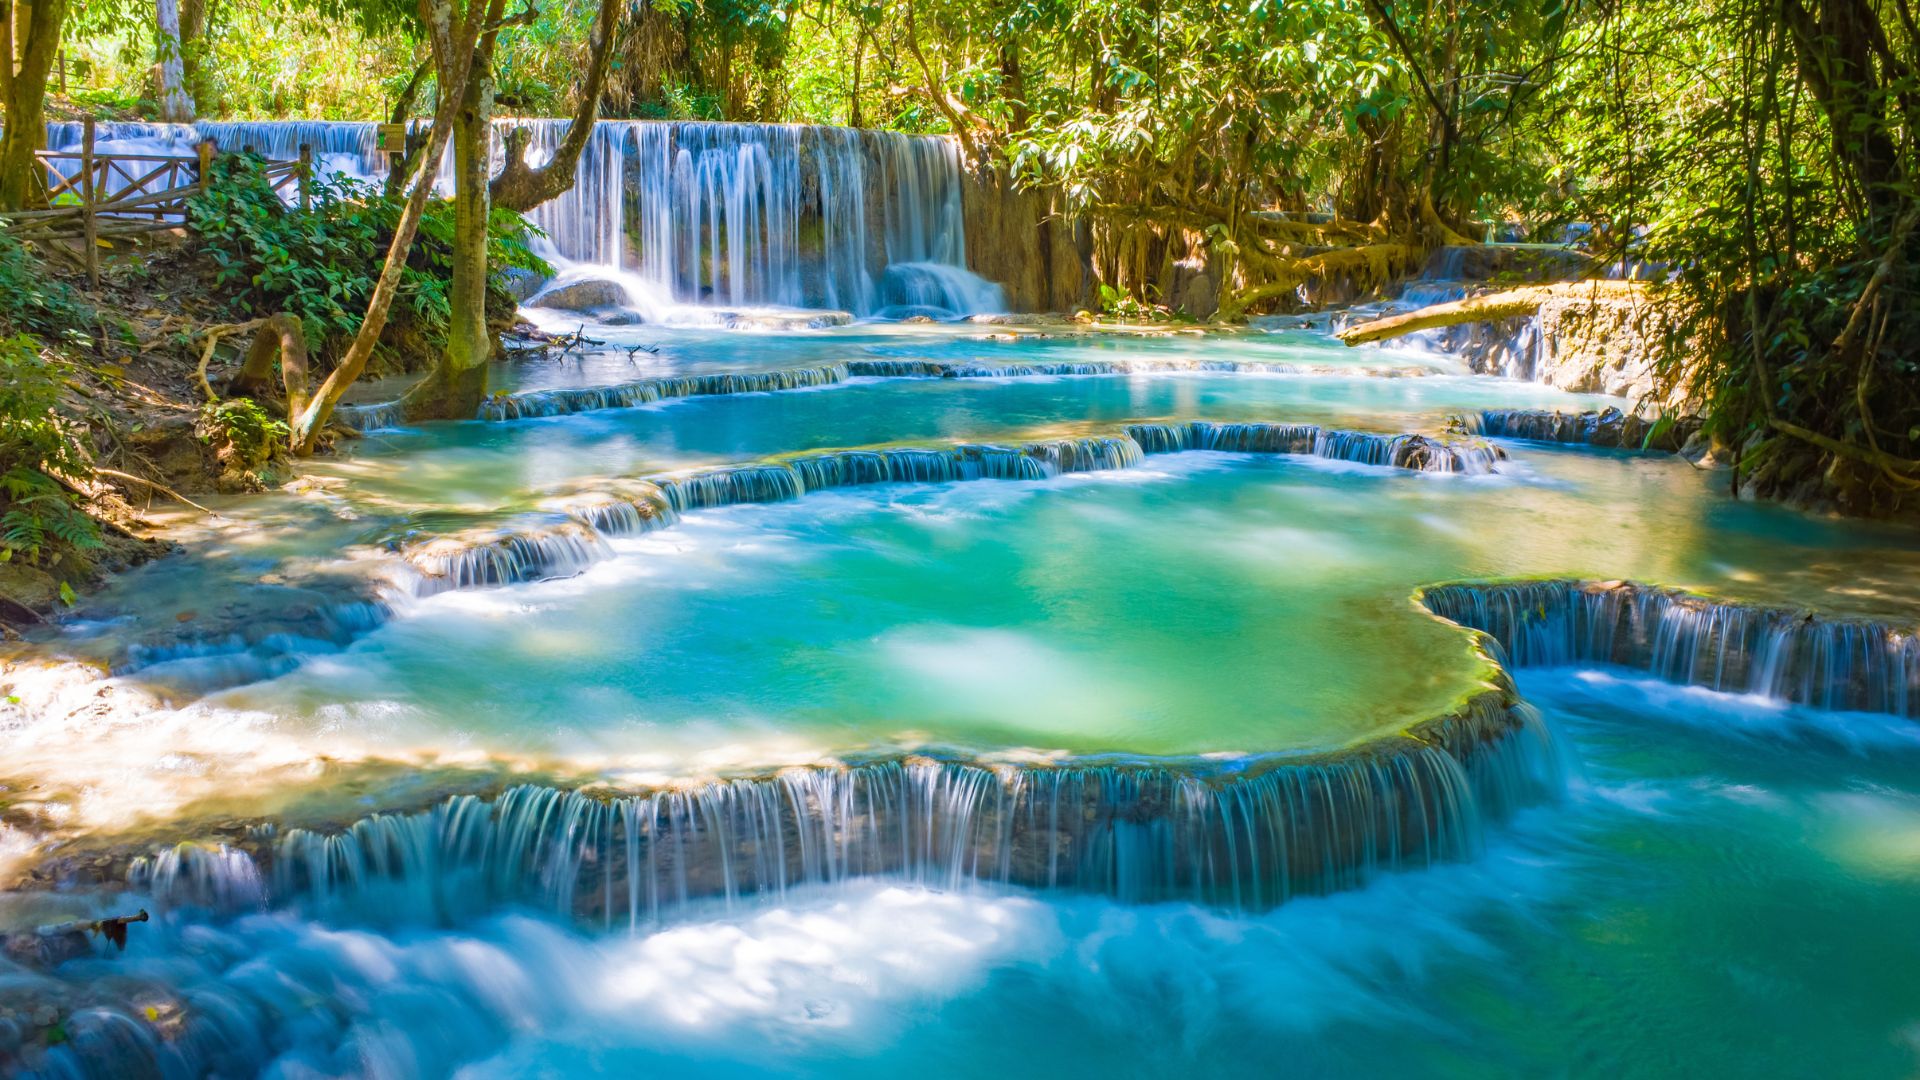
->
(199, 397), (290, 462)
(0, 236), (93, 345)
(1530, 0), (1920, 512)
(1095, 283), (1168, 321)
(0, 337), (101, 565)
(187, 154), (550, 355)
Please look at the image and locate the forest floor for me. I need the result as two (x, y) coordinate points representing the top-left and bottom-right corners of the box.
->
(2, 240), (306, 631)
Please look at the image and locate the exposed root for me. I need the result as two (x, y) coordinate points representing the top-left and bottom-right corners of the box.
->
(1219, 243), (1419, 319)
(92, 467), (221, 517)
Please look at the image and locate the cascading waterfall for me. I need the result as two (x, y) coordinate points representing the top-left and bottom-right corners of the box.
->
(105, 596), (393, 697)
(46, 119), (1003, 320)
(618, 120), (999, 315)
(1468, 408), (1699, 452)
(477, 364), (852, 421)
(403, 522), (613, 593)
(1421, 579), (1920, 717)
(332, 400), (408, 432)
(471, 358), (1433, 423)
(128, 685), (1564, 924)
(1123, 421), (1504, 474)
(402, 424), (1504, 594)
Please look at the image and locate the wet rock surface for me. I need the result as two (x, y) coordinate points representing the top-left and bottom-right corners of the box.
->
(528, 278), (631, 311)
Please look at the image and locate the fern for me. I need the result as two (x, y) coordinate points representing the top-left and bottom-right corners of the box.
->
(0, 338), (102, 564)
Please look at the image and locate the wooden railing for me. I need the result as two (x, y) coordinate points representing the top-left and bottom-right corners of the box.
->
(6, 118), (312, 285)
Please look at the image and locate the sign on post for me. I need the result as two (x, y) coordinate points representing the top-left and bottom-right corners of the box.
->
(376, 123), (411, 154)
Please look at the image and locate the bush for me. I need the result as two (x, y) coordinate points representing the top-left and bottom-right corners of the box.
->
(0, 234), (93, 344)
(0, 335), (101, 565)
(187, 154), (550, 356)
(199, 397), (288, 462)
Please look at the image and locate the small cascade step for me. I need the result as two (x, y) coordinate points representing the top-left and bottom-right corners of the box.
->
(129, 682), (1562, 922)
(1421, 579), (1920, 717)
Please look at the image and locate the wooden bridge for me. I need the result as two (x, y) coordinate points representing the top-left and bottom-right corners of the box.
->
(6, 117), (313, 285)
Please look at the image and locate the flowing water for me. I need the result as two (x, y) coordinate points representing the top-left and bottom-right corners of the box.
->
(7, 139), (1920, 1075)
(46, 120), (1002, 322)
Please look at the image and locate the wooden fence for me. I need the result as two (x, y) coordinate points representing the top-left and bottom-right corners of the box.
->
(6, 118), (312, 286)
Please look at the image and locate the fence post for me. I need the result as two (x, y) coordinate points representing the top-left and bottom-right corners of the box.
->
(298, 143), (312, 211)
(80, 117), (98, 289)
(197, 139), (215, 193)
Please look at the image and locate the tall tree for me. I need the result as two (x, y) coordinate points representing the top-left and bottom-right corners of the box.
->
(154, 0), (194, 120)
(289, 0), (496, 453)
(0, 0), (67, 211)
(401, 0), (625, 419)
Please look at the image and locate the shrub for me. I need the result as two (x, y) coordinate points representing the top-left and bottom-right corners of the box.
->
(199, 397), (289, 463)
(0, 234), (93, 344)
(187, 154), (550, 355)
(0, 335), (101, 564)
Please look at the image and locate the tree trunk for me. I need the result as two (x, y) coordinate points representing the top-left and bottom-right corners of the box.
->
(0, 0), (63, 211)
(1335, 280), (1641, 345)
(489, 0), (622, 212)
(1782, 0), (1905, 228)
(1, 0), (17, 108)
(154, 0), (193, 121)
(288, 0), (497, 454)
(402, 67), (495, 421)
(178, 0), (205, 101)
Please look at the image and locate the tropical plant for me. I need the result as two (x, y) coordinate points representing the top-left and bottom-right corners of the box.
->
(0, 336), (101, 564)
(186, 153), (549, 352)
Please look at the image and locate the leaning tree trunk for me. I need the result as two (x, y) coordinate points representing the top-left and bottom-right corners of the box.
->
(178, 0), (206, 104)
(287, 0), (499, 454)
(0, 0), (65, 211)
(154, 0), (193, 121)
(404, 0), (623, 421)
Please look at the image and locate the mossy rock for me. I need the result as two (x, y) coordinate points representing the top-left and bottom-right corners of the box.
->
(0, 562), (61, 621)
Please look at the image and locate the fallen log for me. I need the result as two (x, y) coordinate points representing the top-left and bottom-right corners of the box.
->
(1336, 279), (1645, 346)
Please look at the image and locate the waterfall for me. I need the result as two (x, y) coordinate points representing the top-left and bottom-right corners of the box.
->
(1421, 579), (1920, 718)
(127, 685), (1562, 924)
(398, 424), (1505, 596)
(332, 400), (408, 432)
(1468, 408), (1699, 452)
(1122, 421), (1504, 473)
(471, 358), (1434, 424)
(477, 364), (852, 420)
(403, 522), (612, 594)
(107, 597), (393, 696)
(46, 119), (1003, 320)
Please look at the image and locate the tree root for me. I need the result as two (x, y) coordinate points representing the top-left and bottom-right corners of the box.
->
(1218, 243), (1420, 319)
(92, 467), (222, 517)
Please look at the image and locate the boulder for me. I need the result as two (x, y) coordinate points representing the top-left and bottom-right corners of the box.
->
(497, 267), (550, 303)
(529, 279), (630, 312)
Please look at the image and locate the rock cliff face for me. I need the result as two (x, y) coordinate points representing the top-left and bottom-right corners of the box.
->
(1407, 291), (1677, 403)
(960, 164), (1090, 313)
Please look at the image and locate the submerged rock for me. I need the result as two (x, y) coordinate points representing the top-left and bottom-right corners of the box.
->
(722, 310), (853, 331)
